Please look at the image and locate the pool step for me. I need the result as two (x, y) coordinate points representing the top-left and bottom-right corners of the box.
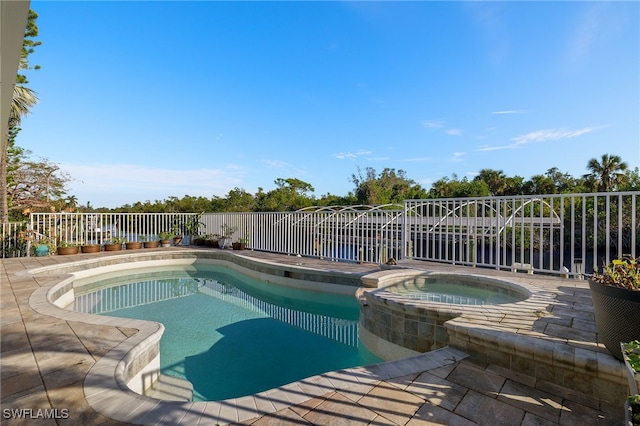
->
(145, 374), (193, 402)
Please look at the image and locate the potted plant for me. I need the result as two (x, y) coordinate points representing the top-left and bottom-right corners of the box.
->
(623, 341), (640, 425)
(140, 235), (159, 249)
(81, 242), (101, 253)
(159, 232), (173, 247)
(210, 234), (221, 248)
(184, 212), (205, 245)
(232, 232), (249, 250)
(125, 239), (143, 250)
(588, 256), (640, 360)
(57, 241), (79, 255)
(218, 224), (236, 249)
(34, 239), (51, 257)
(171, 224), (183, 246)
(104, 237), (126, 251)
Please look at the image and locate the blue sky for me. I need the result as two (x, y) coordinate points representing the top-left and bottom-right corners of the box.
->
(19, 1), (640, 208)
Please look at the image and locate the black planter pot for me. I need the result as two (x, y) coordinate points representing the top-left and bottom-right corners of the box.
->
(589, 279), (640, 360)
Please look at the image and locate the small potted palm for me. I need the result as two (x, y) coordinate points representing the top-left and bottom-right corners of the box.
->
(588, 256), (640, 360)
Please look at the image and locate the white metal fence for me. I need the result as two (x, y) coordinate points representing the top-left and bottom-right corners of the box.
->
(2, 192), (638, 277)
(1, 221), (28, 258)
(405, 192), (638, 276)
(200, 207), (403, 263)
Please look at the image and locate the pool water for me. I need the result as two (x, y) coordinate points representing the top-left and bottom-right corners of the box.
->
(386, 276), (525, 305)
(73, 265), (381, 401)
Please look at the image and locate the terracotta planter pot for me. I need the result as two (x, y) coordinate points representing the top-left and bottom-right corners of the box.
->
(160, 239), (171, 247)
(81, 244), (100, 253)
(232, 242), (246, 250)
(173, 236), (183, 246)
(588, 279), (640, 360)
(104, 243), (123, 251)
(126, 242), (143, 250)
(57, 246), (79, 255)
(143, 241), (159, 248)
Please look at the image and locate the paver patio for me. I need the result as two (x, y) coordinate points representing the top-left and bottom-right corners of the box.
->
(0, 248), (627, 425)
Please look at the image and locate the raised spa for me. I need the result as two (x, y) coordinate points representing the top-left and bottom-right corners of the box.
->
(384, 275), (528, 305)
(359, 272), (532, 358)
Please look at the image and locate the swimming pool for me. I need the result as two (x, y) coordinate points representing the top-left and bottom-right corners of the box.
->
(73, 264), (381, 401)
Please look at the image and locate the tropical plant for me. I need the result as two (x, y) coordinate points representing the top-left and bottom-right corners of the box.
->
(2, 9), (41, 223)
(158, 231), (173, 241)
(57, 240), (78, 248)
(184, 212), (205, 236)
(591, 256), (640, 291)
(624, 341), (640, 373)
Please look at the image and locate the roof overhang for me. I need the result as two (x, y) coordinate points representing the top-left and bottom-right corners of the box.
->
(1, 0), (31, 151)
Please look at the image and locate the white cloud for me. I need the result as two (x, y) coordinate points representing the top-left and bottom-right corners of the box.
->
(421, 120), (446, 129)
(449, 152), (466, 162)
(511, 127), (598, 145)
(491, 110), (526, 115)
(475, 126), (600, 152)
(261, 159), (288, 168)
(475, 144), (511, 152)
(421, 120), (463, 137)
(260, 159), (307, 176)
(333, 149), (372, 159)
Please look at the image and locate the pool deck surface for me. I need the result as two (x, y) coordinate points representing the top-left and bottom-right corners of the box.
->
(0, 248), (626, 425)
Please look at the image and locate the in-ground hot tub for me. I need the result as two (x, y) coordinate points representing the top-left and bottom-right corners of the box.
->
(358, 270), (533, 360)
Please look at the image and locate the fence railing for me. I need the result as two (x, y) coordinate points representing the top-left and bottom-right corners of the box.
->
(2, 192), (638, 278)
(200, 208), (403, 263)
(405, 192), (638, 276)
(28, 212), (206, 246)
(1, 221), (28, 258)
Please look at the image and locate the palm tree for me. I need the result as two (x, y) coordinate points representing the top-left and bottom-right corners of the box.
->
(474, 169), (508, 196)
(583, 154), (628, 192)
(9, 84), (38, 124)
(1, 83), (39, 222)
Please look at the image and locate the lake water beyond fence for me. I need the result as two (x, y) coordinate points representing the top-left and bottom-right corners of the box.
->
(3, 192), (638, 278)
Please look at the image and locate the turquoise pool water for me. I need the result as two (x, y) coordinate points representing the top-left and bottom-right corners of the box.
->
(73, 265), (381, 401)
(386, 276), (526, 305)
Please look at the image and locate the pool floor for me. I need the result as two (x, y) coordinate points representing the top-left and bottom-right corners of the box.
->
(77, 269), (381, 401)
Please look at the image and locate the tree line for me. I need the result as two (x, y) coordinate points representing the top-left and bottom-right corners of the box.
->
(90, 156), (638, 215)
